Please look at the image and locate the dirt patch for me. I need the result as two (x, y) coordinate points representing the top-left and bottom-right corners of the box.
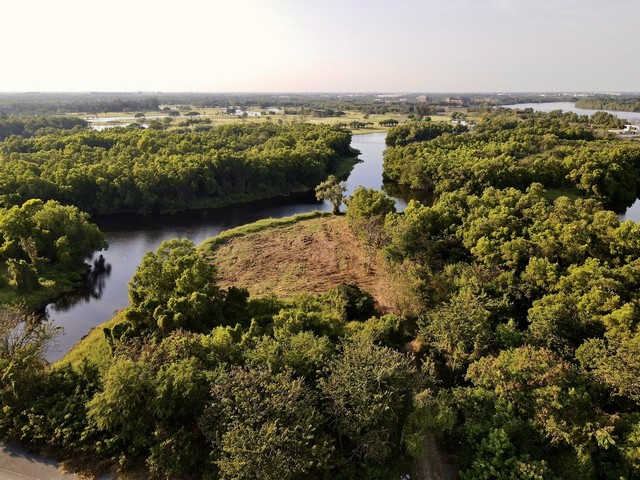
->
(413, 434), (459, 480)
(211, 216), (413, 315)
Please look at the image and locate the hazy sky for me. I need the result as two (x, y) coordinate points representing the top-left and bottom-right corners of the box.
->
(2, 0), (638, 92)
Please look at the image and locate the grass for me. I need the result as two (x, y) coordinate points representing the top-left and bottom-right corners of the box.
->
(75, 108), (458, 135)
(208, 215), (416, 315)
(200, 211), (332, 250)
(543, 186), (583, 201)
(55, 311), (124, 370)
(333, 156), (361, 177)
(0, 267), (86, 311)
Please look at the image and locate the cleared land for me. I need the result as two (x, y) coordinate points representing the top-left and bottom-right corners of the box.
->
(205, 215), (413, 315)
(60, 214), (415, 368)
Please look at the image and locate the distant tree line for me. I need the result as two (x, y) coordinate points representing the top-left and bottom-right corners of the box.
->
(576, 97), (640, 113)
(385, 120), (468, 147)
(0, 94), (160, 114)
(0, 115), (87, 141)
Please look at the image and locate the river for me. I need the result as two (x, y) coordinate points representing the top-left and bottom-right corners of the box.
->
(45, 111), (640, 360)
(45, 133), (397, 361)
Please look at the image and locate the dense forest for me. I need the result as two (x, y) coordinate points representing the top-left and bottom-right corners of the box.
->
(345, 181), (640, 479)
(0, 122), (353, 214)
(576, 97), (640, 113)
(2, 105), (640, 479)
(0, 239), (420, 479)
(384, 109), (640, 208)
(0, 115), (88, 141)
(6, 178), (640, 478)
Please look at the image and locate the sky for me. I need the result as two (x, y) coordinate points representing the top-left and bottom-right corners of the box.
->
(2, 0), (638, 93)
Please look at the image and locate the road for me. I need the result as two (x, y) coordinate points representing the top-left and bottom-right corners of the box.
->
(0, 443), (80, 480)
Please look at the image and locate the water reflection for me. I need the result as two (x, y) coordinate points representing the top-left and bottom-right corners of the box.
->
(383, 182), (434, 207)
(49, 255), (112, 312)
(44, 133), (395, 361)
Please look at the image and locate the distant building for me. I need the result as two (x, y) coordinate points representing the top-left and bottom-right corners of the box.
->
(450, 119), (475, 127)
(445, 96), (468, 106)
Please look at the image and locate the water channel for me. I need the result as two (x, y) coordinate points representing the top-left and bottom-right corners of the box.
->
(46, 104), (640, 360)
(45, 133), (397, 361)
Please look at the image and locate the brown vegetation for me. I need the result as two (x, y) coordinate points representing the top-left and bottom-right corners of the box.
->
(211, 216), (413, 315)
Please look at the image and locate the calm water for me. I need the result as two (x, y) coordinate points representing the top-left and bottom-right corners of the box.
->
(45, 133), (396, 361)
(503, 101), (640, 124)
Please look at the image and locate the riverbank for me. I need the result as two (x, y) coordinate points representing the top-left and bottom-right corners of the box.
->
(58, 212), (415, 367)
(44, 133), (391, 362)
(0, 265), (91, 312)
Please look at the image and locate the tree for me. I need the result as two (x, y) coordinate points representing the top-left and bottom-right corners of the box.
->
(346, 187), (396, 269)
(346, 187), (396, 224)
(318, 335), (417, 463)
(315, 175), (346, 215)
(465, 346), (615, 471)
(200, 366), (331, 480)
(460, 428), (555, 480)
(87, 332), (213, 475)
(126, 238), (224, 335)
(419, 289), (494, 373)
(379, 119), (399, 127)
(0, 307), (61, 438)
(0, 199), (106, 270)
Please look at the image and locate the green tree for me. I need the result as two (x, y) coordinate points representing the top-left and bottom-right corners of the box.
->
(419, 289), (494, 373)
(315, 175), (346, 215)
(0, 307), (61, 439)
(200, 366), (332, 480)
(318, 335), (417, 463)
(461, 428), (555, 480)
(466, 346), (615, 471)
(87, 332), (214, 475)
(346, 188), (395, 270)
(126, 238), (224, 335)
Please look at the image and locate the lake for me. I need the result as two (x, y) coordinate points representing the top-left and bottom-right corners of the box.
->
(503, 101), (640, 124)
(45, 133), (395, 361)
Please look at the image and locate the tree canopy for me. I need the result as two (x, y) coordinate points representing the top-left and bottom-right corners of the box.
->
(0, 122), (353, 214)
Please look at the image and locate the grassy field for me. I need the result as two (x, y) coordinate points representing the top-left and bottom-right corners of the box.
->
(74, 107), (460, 135)
(200, 211), (332, 249)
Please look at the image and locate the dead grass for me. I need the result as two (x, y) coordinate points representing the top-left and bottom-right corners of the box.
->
(209, 215), (414, 316)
